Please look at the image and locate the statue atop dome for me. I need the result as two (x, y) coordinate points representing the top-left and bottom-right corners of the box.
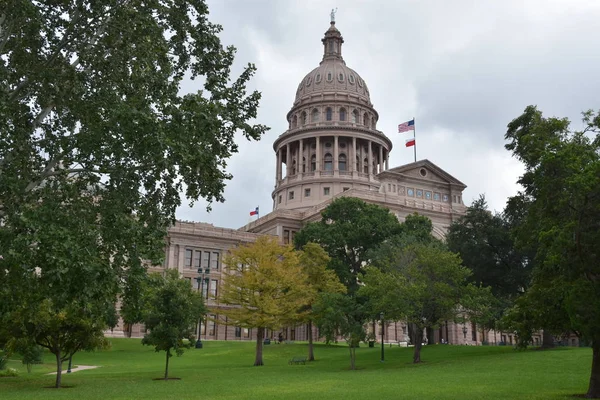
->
(330, 8), (337, 23)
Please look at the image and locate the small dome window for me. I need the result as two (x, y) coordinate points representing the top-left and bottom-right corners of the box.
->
(357, 78), (363, 87)
(315, 73), (322, 83)
(349, 75), (355, 84)
(306, 76), (312, 86)
(326, 72), (333, 82)
(338, 73), (344, 82)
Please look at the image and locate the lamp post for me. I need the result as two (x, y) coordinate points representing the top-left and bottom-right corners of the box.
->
(195, 266), (210, 349)
(380, 312), (384, 362)
(462, 324), (468, 344)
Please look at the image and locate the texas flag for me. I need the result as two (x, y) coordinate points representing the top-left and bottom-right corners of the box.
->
(250, 206), (259, 216)
(405, 138), (416, 147)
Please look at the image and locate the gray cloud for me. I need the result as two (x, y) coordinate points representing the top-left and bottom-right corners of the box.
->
(176, 0), (600, 227)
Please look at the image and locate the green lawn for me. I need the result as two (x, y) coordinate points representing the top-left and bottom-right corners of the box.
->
(0, 338), (592, 399)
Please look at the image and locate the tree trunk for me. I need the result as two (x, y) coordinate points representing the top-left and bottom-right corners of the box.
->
(541, 330), (555, 349)
(349, 344), (356, 370)
(254, 327), (264, 366)
(307, 321), (315, 361)
(586, 341), (600, 398)
(413, 326), (423, 363)
(55, 351), (63, 388)
(164, 349), (170, 380)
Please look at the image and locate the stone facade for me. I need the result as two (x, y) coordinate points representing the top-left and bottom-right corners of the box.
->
(107, 20), (534, 347)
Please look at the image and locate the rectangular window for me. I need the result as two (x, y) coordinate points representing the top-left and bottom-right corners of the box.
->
(185, 249), (193, 267)
(343, 187), (349, 192)
(243, 328), (250, 338)
(289, 191), (294, 200)
(425, 191), (432, 200)
(210, 279), (218, 299)
(200, 320), (206, 335)
(434, 193), (441, 201)
(393, 184), (396, 192)
(305, 188), (311, 197)
(211, 252), (219, 270)
(194, 250), (201, 268)
(278, 195), (282, 204)
(201, 280), (208, 299)
(203, 251), (210, 268)
(443, 194), (449, 202)
(471, 322), (477, 341)
(388, 183), (391, 191)
(283, 230), (290, 245)
(324, 187), (330, 195)
(235, 327), (242, 338)
(208, 315), (216, 336)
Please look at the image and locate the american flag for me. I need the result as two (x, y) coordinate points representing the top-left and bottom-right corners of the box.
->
(398, 119), (415, 133)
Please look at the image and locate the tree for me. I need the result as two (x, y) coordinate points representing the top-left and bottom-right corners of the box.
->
(141, 269), (205, 380)
(297, 243), (346, 361)
(0, 0), (266, 387)
(312, 292), (367, 370)
(504, 105), (600, 397)
(446, 195), (532, 297)
(294, 197), (403, 295)
(362, 241), (473, 363)
(216, 236), (310, 366)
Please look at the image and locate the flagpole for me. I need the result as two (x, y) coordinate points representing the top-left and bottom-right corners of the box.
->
(413, 117), (417, 163)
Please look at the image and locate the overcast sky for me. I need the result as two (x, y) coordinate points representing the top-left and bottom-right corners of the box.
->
(176, 0), (600, 228)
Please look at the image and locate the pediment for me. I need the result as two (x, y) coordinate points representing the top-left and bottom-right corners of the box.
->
(380, 159), (466, 188)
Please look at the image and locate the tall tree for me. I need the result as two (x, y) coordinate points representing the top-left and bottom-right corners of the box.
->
(216, 236), (310, 366)
(362, 241), (473, 363)
(294, 197), (402, 294)
(297, 243), (346, 361)
(141, 269), (205, 380)
(504, 105), (600, 398)
(446, 195), (532, 297)
(0, 0), (266, 386)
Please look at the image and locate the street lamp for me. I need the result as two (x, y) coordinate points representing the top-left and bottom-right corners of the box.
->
(380, 312), (384, 362)
(195, 266), (210, 349)
(462, 324), (468, 343)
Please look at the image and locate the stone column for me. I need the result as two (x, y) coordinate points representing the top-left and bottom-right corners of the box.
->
(334, 135), (339, 171)
(286, 143), (291, 177)
(378, 145), (383, 174)
(276, 149), (281, 182)
(299, 139), (304, 174)
(368, 140), (373, 175)
(316, 136), (321, 172)
(385, 149), (389, 170)
(352, 137), (357, 172)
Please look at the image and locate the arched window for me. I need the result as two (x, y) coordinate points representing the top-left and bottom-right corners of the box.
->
(292, 159), (296, 175)
(292, 115), (298, 128)
(356, 155), (360, 171)
(372, 118), (376, 129)
(311, 108), (319, 123)
(324, 153), (333, 171)
(326, 107), (332, 121)
(363, 113), (369, 127)
(301, 112), (307, 125)
(363, 157), (369, 174)
(339, 154), (347, 171)
(339, 108), (346, 121)
(352, 110), (359, 123)
(311, 154), (316, 172)
(302, 157), (306, 173)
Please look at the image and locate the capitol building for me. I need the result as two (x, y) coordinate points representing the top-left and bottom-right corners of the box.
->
(113, 19), (526, 347)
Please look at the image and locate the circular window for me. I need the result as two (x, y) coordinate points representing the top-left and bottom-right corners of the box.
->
(315, 73), (321, 83)
(349, 75), (355, 84)
(325, 142), (332, 148)
(419, 168), (427, 177)
(338, 73), (344, 82)
(340, 142), (346, 149)
(306, 77), (311, 86)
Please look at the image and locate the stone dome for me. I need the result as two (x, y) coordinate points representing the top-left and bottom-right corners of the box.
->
(293, 22), (371, 105)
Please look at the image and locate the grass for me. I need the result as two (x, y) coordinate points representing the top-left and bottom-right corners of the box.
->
(0, 338), (592, 399)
